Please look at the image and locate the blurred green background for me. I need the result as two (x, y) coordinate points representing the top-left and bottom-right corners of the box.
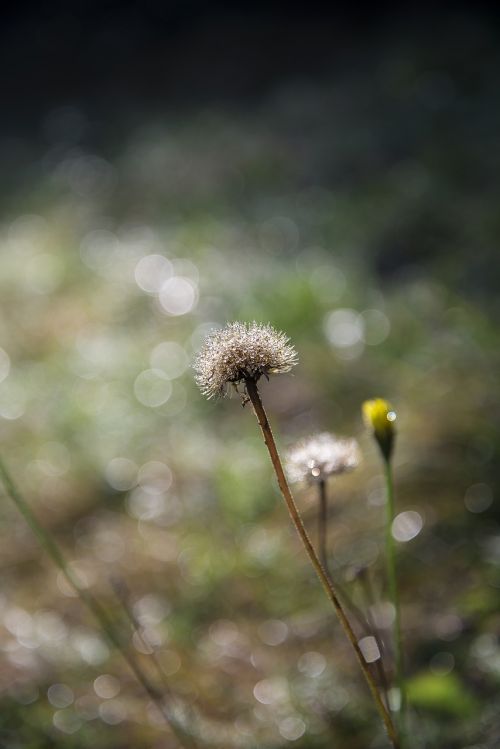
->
(0, 3), (499, 747)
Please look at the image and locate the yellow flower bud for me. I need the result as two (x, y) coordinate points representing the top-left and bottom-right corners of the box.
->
(362, 398), (396, 461)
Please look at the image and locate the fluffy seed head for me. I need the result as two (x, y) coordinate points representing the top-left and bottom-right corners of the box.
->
(194, 321), (298, 399)
(285, 432), (361, 484)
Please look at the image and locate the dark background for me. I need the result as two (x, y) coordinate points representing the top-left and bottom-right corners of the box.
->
(2, 2), (500, 291)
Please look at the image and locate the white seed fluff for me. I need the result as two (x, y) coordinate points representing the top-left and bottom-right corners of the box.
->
(194, 321), (298, 399)
(285, 432), (360, 484)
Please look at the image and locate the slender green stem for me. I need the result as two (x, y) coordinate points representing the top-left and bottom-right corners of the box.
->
(384, 458), (406, 740)
(245, 379), (399, 748)
(0, 456), (195, 749)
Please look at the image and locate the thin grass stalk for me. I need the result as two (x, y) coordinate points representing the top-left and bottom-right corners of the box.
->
(244, 378), (399, 749)
(111, 577), (176, 698)
(356, 567), (391, 711)
(316, 480), (372, 630)
(110, 577), (201, 748)
(0, 455), (196, 749)
(317, 479), (391, 712)
(384, 458), (406, 740)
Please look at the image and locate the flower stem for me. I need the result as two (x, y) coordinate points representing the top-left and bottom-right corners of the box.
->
(0, 455), (197, 749)
(318, 479), (329, 571)
(384, 458), (406, 742)
(317, 480), (391, 713)
(245, 379), (399, 748)
(356, 567), (391, 712)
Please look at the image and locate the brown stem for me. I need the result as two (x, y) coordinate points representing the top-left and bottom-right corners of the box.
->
(245, 378), (399, 749)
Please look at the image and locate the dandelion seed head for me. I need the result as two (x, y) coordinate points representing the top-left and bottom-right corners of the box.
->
(285, 432), (361, 484)
(194, 321), (298, 399)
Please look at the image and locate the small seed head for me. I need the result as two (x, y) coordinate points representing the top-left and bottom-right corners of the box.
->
(362, 398), (396, 461)
(194, 321), (298, 399)
(285, 432), (361, 484)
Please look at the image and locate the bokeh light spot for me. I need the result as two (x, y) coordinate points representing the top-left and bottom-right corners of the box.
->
(34, 610), (67, 643)
(253, 677), (288, 705)
(392, 511), (423, 542)
(48, 683), (74, 708)
(80, 230), (120, 272)
(71, 631), (109, 665)
(325, 308), (363, 347)
(464, 483), (493, 513)
(430, 651), (455, 675)
(360, 309), (391, 345)
(127, 488), (168, 521)
(138, 461), (173, 494)
(358, 636), (381, 663)
(324, 308), (365, 359)
(37, 442), (71, 477)
(53, 709), (82, 734)
(134, 254), (172, 293)
(150, 341), (189, 379)
(94, 674), (121, 699)
(133, 594), (171, 624)
(158, 276), (198, 316)
(134, 369), (172, 407)
(279, 716), (306, 741)
(105, 458), (138, 491)
(297, 651), (326, 677)
(99, 699), (127, 725)
(258, 619), (288, 646)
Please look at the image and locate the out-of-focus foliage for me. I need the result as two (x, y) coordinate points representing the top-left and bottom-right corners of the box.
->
(0, 9), (499, 749)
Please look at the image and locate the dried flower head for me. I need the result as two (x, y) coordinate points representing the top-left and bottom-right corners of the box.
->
(362, 398), (396, 461)
(194, 321), (298, 399)
(285, 432), (361, 484)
